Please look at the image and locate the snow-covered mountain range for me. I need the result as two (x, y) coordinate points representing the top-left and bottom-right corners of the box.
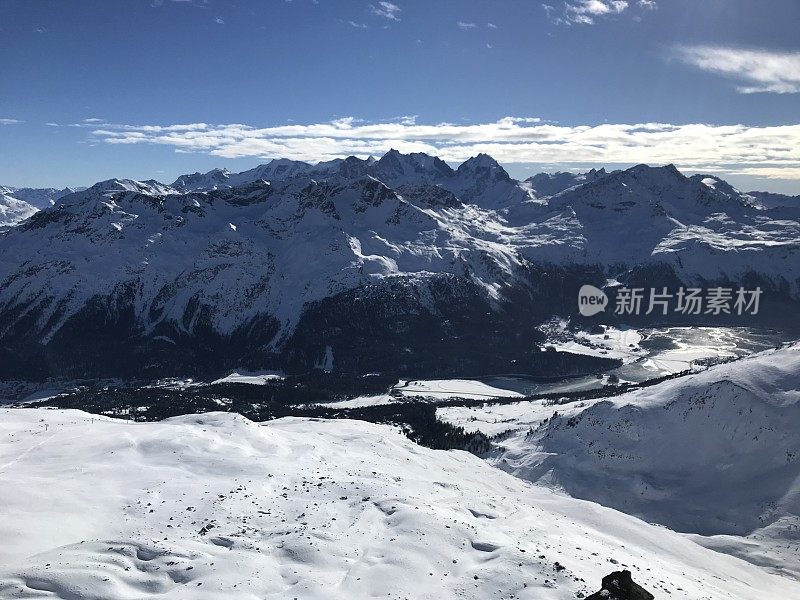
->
(0, 152), (798, 378)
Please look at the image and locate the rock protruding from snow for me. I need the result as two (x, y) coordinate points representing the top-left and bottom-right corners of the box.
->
(586, 570), (654, 600)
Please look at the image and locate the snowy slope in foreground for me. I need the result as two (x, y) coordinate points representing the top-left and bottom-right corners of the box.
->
(1, 411), (797, 599)
(496, 344), (800, 576)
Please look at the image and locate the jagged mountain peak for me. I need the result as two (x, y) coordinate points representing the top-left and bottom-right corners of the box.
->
(171, 168), (232, 192)
(567, 163), (724, 200)
(374, 149), (455, 184)
(87, 178), (174, 196)
(379, 148), (404, 161)
(525, 168), (611, 198)
(321, 156), (370, 181)
(626, 162), (684, 180)
(457, 153), (508, 176)
(242, 158), (311, 179)
(445, 153), (526, 209)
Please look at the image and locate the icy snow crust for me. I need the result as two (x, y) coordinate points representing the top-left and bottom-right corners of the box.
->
(1, 408), (799, 599)
(0, 154), (797, 345)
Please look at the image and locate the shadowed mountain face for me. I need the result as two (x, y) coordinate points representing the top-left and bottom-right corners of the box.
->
(524, 168), (610, 197)
(0, 152), (798, 379)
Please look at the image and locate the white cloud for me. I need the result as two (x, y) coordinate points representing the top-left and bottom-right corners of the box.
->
(673, 45), (800, 94)
(369, 2), (401, 21)
(349, 21), (368, 28)
(89, 117), (800, 179)
(566, 0), (628, 24)
(214, 17), (225, 25)
(394, 115), (417, 125)
(580, 0), (628, 15)
(457, 21), (477, 30)
(0, 118), (22, 125)
(487, 22), (497, 29)
(83, 118), (105, 123)
(545, 0), (631, 25)
(638, 0), (657, 8)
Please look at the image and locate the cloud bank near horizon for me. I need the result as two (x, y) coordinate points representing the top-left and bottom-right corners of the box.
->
(89, 116), (800, 180)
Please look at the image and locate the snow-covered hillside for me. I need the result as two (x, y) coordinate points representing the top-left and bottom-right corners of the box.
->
(0, 152), (797, 378)
(0, 190), (37, 232)
(0, 185), (87, 231)
(492, 343), (800, 578)
(1, 185), (81, 209)
(1, 408), (797, 599)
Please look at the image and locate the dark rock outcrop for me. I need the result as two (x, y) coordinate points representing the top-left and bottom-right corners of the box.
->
(586, 570), (654, 600)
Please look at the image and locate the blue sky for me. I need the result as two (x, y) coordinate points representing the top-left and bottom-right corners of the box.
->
(1, 0), (799, 193)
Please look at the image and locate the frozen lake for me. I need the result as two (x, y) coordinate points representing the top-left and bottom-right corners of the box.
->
(424, 326), (794, 399)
